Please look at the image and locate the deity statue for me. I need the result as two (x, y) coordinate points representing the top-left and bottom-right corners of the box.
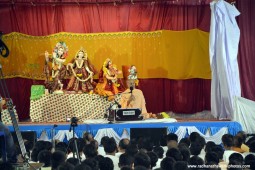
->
(66, 48), (97, 93)
(95, 58), (125, 100)
(44, 42), (68, 94)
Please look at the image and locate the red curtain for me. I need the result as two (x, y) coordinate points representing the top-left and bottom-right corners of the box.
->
(237, 0), (255, 101)
(0, 2), (211, 35)
(0, 0), (254, 119)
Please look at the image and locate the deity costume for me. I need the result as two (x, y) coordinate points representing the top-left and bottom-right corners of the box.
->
(44, 42), (68, 93)
(95, 58), (125, 100)
(66, 48), (97, 93)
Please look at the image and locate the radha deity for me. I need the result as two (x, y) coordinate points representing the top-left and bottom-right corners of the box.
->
(95, 58), (125, 100)
(44, 42), (68, 93)
(66, 48), (97, 93)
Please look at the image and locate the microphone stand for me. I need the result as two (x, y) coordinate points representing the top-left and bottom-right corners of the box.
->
(104, 88), (133, 124)
(51, 124), (58, 152)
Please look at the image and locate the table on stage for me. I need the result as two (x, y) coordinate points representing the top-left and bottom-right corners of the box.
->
(30, 93), (118, 122)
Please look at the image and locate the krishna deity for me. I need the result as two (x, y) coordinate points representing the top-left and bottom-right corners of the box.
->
(44, 42), (68, 94)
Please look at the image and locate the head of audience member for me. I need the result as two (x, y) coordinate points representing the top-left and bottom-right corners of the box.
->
(74, 164), (92, 170)
(221, 134), (234, 150)
(179, 147), (191, 162)
(83, 132), (94, 144)
(196, 136), (206, 149)
(83, 143), (98, 158)
(160, 157), (176, 170)
(90, 140), (99, 149)
(82, 158), (99, 170)
(32, 141), (52, 159)
(98, 157), (114, 170)
(248, 140), (255, 153)
(189, 132), (200, 143)
(229, 153), (244, 164)
(205, 151), (220, 164)
(31, 148), (40, 162)
(119, 153), (134, 169)
(166, 148), (183, 161)
(228, 159), (243, 170)
(236, 131), (247, 144)
(103, 137), (117, 155)
(100, 136), (110, 146)
(244, 154), (255, 170)
(190, 143), (203, 156)
(147, 151), (158, 168)
(134, 151), (151, 169)
(66, 157), (80, 167)
(134, 166), (148, 170)
(205, 161), (221, 170)
(34, 141), (53, 151)
(179, 137), (191, 148)
(137, 137), (154, 152)
(57, 162), (75, 170)
(173, 161), (188, 170)
(94, 154), (104, 162)
(37, 150), (52, 167)
(166, 133), (178, 149)
(160, 135), (168, 147)
(233, 136), (243, 148)
(189, 155), (204, 166)
(205, 141), (216, 153)
(68, 138), (86, 154)
(211, 145), (224, 161)
(120, 167), (132, 170)
(51, 151), (67, 170)
(153, 146), (164, 159)
(118, 138), (130, 153)
(125, 143), (139, 156)
(55, 142), (68, 153)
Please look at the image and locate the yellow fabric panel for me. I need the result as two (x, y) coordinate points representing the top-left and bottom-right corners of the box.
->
(0, 30), (211, 80)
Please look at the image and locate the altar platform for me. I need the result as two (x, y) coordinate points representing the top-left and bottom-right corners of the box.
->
(8, 119), (242, 145)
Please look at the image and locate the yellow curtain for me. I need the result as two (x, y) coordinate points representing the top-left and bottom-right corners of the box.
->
(0, 29), (211, 80)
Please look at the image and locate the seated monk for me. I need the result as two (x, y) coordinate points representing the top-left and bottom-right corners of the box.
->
(119, 66), (156, 119)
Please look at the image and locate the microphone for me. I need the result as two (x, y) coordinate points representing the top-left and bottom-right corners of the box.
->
(114, 100), (121, 108)
(130, 86), (134, 94)
(106, 103), (113, 111)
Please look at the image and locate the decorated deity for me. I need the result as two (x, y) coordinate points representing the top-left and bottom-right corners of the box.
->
(44, 42), (68, 94)
(128, 65), (139, 86)
(66, 48), (97, 93)
(95, 58), (125, 100)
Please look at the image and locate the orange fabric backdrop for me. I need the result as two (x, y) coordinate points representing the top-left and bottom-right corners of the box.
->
(0, 29), (210, 80)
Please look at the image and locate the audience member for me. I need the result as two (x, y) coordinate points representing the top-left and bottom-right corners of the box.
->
(134, 151), (151, 169)
(51, 151), (67, 170)
(118, 153), (134, 169)
(160, 157), (176, 170)
(116, 138), (130, 157)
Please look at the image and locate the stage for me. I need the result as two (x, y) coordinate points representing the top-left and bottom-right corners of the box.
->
(8, 118), (242, 145)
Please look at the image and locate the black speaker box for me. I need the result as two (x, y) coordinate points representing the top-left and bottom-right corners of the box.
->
(130, 128), (167, 146)
(11, 131), (37, 147)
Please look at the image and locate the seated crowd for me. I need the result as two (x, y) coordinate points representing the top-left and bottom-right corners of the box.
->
(0, 131), (255, 170)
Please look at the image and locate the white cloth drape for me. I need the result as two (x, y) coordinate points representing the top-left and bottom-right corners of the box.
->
(209, 0), (241, 119)
(234, 96), (255, 133)
(38, 127), (232, 145)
